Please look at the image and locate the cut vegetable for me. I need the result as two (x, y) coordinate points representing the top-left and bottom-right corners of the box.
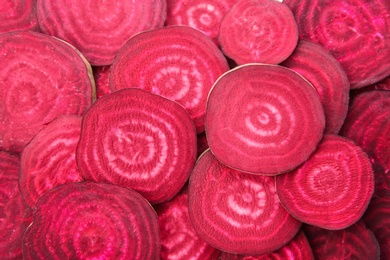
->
(0, 0), (39, 33)
(93, 66), (111, 99)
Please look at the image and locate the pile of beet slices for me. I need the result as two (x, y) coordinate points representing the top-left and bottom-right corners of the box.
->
(1, 0), (390, 259)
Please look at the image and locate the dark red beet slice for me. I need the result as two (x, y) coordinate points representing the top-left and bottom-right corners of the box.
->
(188, 150), (301, 255)
(20, 115), (84, 208)
(76, 88), (197, 204)
(276, 134), (374, 230)
(110, 25), (229, 133)
(197, 132), (209, 158)
(36, 0), (166, 65)
(155, 185), (221, 259)
(281, 40), (350, 134)
(205, 64), (325, 175)
(0, 0), (39, 33)
(0, 30), (94, 153)
(0, 151), (32, 259)
(93, 66), (112, 99)
(284, 0), (390, 89)
(303, 221), (379, 260)
(23, 182), (160, 259)
(218, 0), (298, 65)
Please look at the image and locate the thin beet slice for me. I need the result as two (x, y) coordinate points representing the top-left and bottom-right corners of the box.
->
(23, 182), (160, 259)
(36, 0), (166, 65)
(0, 0), (39, 33)
(188, 150), (301, 255)
(93, 66), (112, 99)
(0, 30), (94, 153)
(281, 40), (350, 134)
(276, 134), (374, 230)
(205, 64), (325, 175)
(76, 88), (197, 204)
(219, 0), (298, 65)
(20, 115), (84, 208)
(284, 0), (390, 89)
(110, 25), (229, 133)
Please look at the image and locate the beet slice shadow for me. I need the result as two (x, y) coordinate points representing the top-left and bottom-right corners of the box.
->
(0, 0), (39, 33)
(93, 66), (112, 99)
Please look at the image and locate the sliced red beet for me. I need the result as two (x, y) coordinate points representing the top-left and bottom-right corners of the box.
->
(0, 30), (94, 153)
(284, 0), (390, 89)
(188, 150), (302, 255)
(36, 0), (166, 65)
(20, 115), (84, 208)
(76, 88), (197, 204)
(276, 134), (374, 230)
(205, 64), (325, 175)
(110, 25), (229, 133)
(93, 66), (112, 99)
(0, 0), (39, 33)
(218, 0), (298, 65)
(281, 40), (350, 134)
(23, 182), (160, 259)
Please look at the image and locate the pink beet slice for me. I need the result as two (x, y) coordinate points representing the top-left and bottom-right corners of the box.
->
(36, 0), (166, 65)
(218, 0), (298, 65)
(76, 88), (197, 204)
(188, 150), (302, 255)
(205, 64), (325, 175)
(0, 0), (39, 33)
(281, 40), (350, 134)
(93, 66), (112, 99)
(0, 151), (32, 259)
(20, 115), (84, 208)
(0, 30), (94, 153)
(284, 0), (390, 89)
(23, 182), (160, 259)
(110, 25), (229, 133)
(276, 134), (374, 230)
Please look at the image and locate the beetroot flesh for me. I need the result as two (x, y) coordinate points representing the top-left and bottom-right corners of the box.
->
(188, 150), (302, 255)
(23, 182), (160, 259)
(205, 64), (325, 175)
(93, 66), (112, 99)
(0, 0), (39, 33)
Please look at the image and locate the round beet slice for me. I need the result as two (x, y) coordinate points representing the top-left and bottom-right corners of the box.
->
(0, 30), (95, 153)
(276, 134), (374, 230)
(205, 64), (325, 175)
(0, 0), (39, 33)
(23, 182), (160, 259)
(76, 88), (197, 204)
(188, 150), (302, 255)
(36, 0), (166, 65)
(93, 66), (111, 99)
(219, 0), (298, 65)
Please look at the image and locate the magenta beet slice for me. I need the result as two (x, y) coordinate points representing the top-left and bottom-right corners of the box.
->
(0, 30), (94, 153)
(205, 64), (325, 175)
(23, 182), (160, 259)
(0, 151), (32, 259)
(284, 0), (390, 89)
(218, 0), (298, 65)
(0, 0), (39, 33)
(36, 0), (166, 65)
(76, 88), (197, 204)
(276, 134), (374, 230)
(110, 26), (229, 133)
(188, 150), (301, 255)
(93, 66), (111, 99)
(20, 115), (84, 208)
(281, 40), (350, 134)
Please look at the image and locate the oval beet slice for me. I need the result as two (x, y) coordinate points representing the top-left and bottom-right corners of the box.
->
(20, 115), (84, 208)
(93, 66), (111, 99)
(205, 64), (325, 175)
(281, 40), (350, 134)
(219, 0), (298, 65)
(0, 0), (39, 33)
(76, 88), (197, 204)
(188, 150), (301, 255)
(276, 135), (374, 230)
(0, 30), (94, 153)
(23, 182), (160, 259)
(36, 0), (166, 65)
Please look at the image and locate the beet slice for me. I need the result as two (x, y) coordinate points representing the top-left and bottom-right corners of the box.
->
(23, 182), (160, 259)
(93, 66), (112, 99)
(276, 134), (374, 230)
(76, 88), (197, 204)
(0, 0), (39, 33)
(36, 0), (166, 65)
(205, 64), (325, 175)
(110, 25), (229, 133)
(0, 151), (32, 259)
(0, 30), (94, 153)
(218, 0), (298, 65)
(284, 0), (390, 89)
(20, 115), (84, 208)
(188, 149), (301, 255)
(281, 40), (350, 134)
